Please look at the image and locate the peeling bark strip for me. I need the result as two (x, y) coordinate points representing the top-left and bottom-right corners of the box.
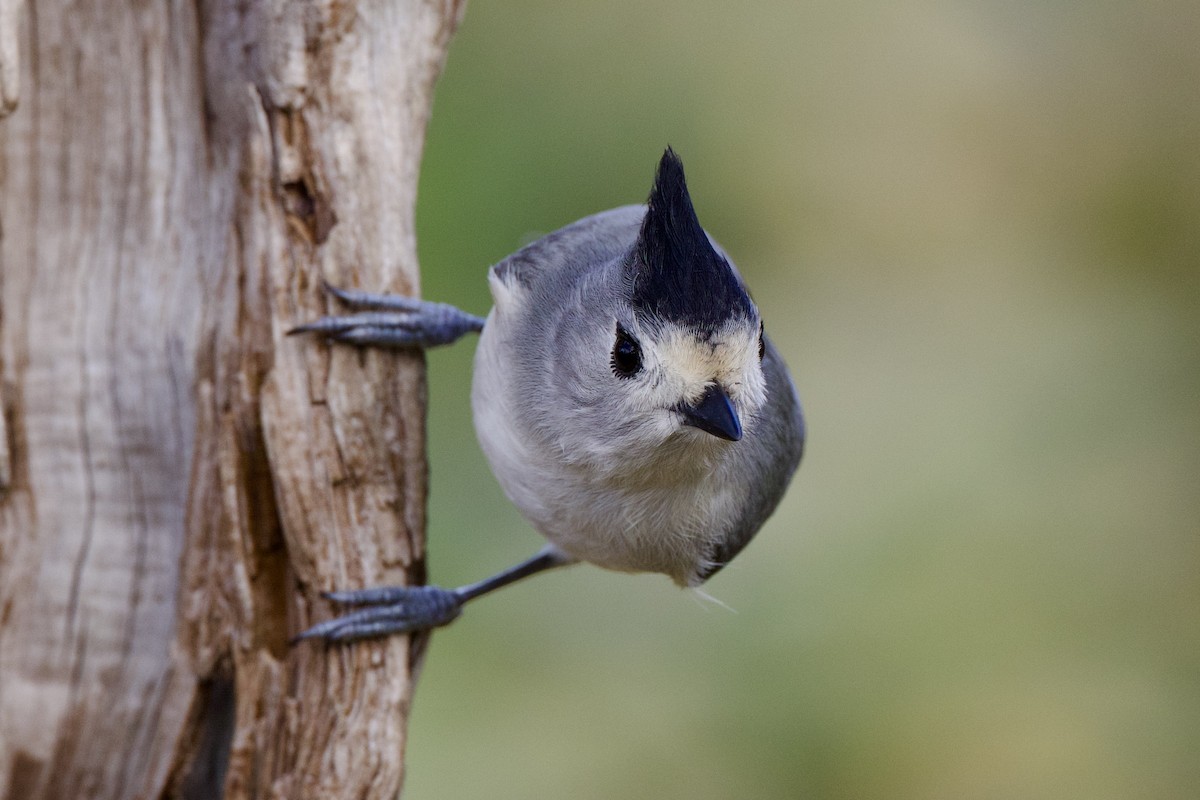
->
(0, 1), (465, 798)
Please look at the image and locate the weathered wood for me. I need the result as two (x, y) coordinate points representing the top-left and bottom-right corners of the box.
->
(0, 0), (20, 116)
(0, 1), (464, 797)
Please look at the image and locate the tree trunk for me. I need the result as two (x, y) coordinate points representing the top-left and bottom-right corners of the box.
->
(0, 1), (463, 797)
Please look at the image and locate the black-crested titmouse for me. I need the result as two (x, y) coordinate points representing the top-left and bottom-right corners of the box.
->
(293, 148), (805, 641)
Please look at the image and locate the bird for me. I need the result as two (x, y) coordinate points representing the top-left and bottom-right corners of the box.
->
(291, 148), (805, 642)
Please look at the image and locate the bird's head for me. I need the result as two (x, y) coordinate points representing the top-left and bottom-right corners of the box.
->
(559, 149), (767, 476)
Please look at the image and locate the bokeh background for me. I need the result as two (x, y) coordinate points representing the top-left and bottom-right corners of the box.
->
(406, 2), (1200, 798)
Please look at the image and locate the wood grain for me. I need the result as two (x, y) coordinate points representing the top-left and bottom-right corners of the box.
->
(0, 1), (464, 797)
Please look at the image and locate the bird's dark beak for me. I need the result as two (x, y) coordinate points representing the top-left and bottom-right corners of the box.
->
(680, 385), (742, 442)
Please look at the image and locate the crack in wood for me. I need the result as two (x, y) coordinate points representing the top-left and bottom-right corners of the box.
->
(0, 380), (10, 496)
(281, 175), (336, 245)
(259, 96), (338, 247)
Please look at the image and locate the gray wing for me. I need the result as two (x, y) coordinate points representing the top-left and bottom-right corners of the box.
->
(696, 337), (805, 583)
(491, 206), (646, 290)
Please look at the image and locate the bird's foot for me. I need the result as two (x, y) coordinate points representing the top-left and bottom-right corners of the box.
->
(288, 282), (485, 349)
(293, 584), (464, 643)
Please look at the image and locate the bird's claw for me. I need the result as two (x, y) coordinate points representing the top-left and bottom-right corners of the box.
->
(288, 282), (484, 349)
(293, 584), (464, 644)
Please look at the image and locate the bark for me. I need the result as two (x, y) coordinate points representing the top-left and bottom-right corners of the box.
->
(0, 1), (464, 797)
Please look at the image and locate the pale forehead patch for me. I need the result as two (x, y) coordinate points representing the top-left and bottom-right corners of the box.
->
(651, 320), (767, 410)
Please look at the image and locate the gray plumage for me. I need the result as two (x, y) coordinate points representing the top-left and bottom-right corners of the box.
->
(474, 150), (804, 586)
(292, 148), (805, 642)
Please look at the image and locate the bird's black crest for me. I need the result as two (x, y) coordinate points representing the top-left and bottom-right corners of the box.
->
(630, 148), (754, 333)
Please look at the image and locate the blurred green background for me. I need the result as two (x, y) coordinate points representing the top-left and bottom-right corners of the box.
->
(406, 2), (1200, 798)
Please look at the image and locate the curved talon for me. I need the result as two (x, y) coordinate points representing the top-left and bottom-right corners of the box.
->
(324, 585), (415, 605)
(321, 282), (427, 312)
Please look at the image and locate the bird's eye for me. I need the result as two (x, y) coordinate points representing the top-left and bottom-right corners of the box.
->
(758, 321), (766, 361)
(611, 325), (643, 378)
